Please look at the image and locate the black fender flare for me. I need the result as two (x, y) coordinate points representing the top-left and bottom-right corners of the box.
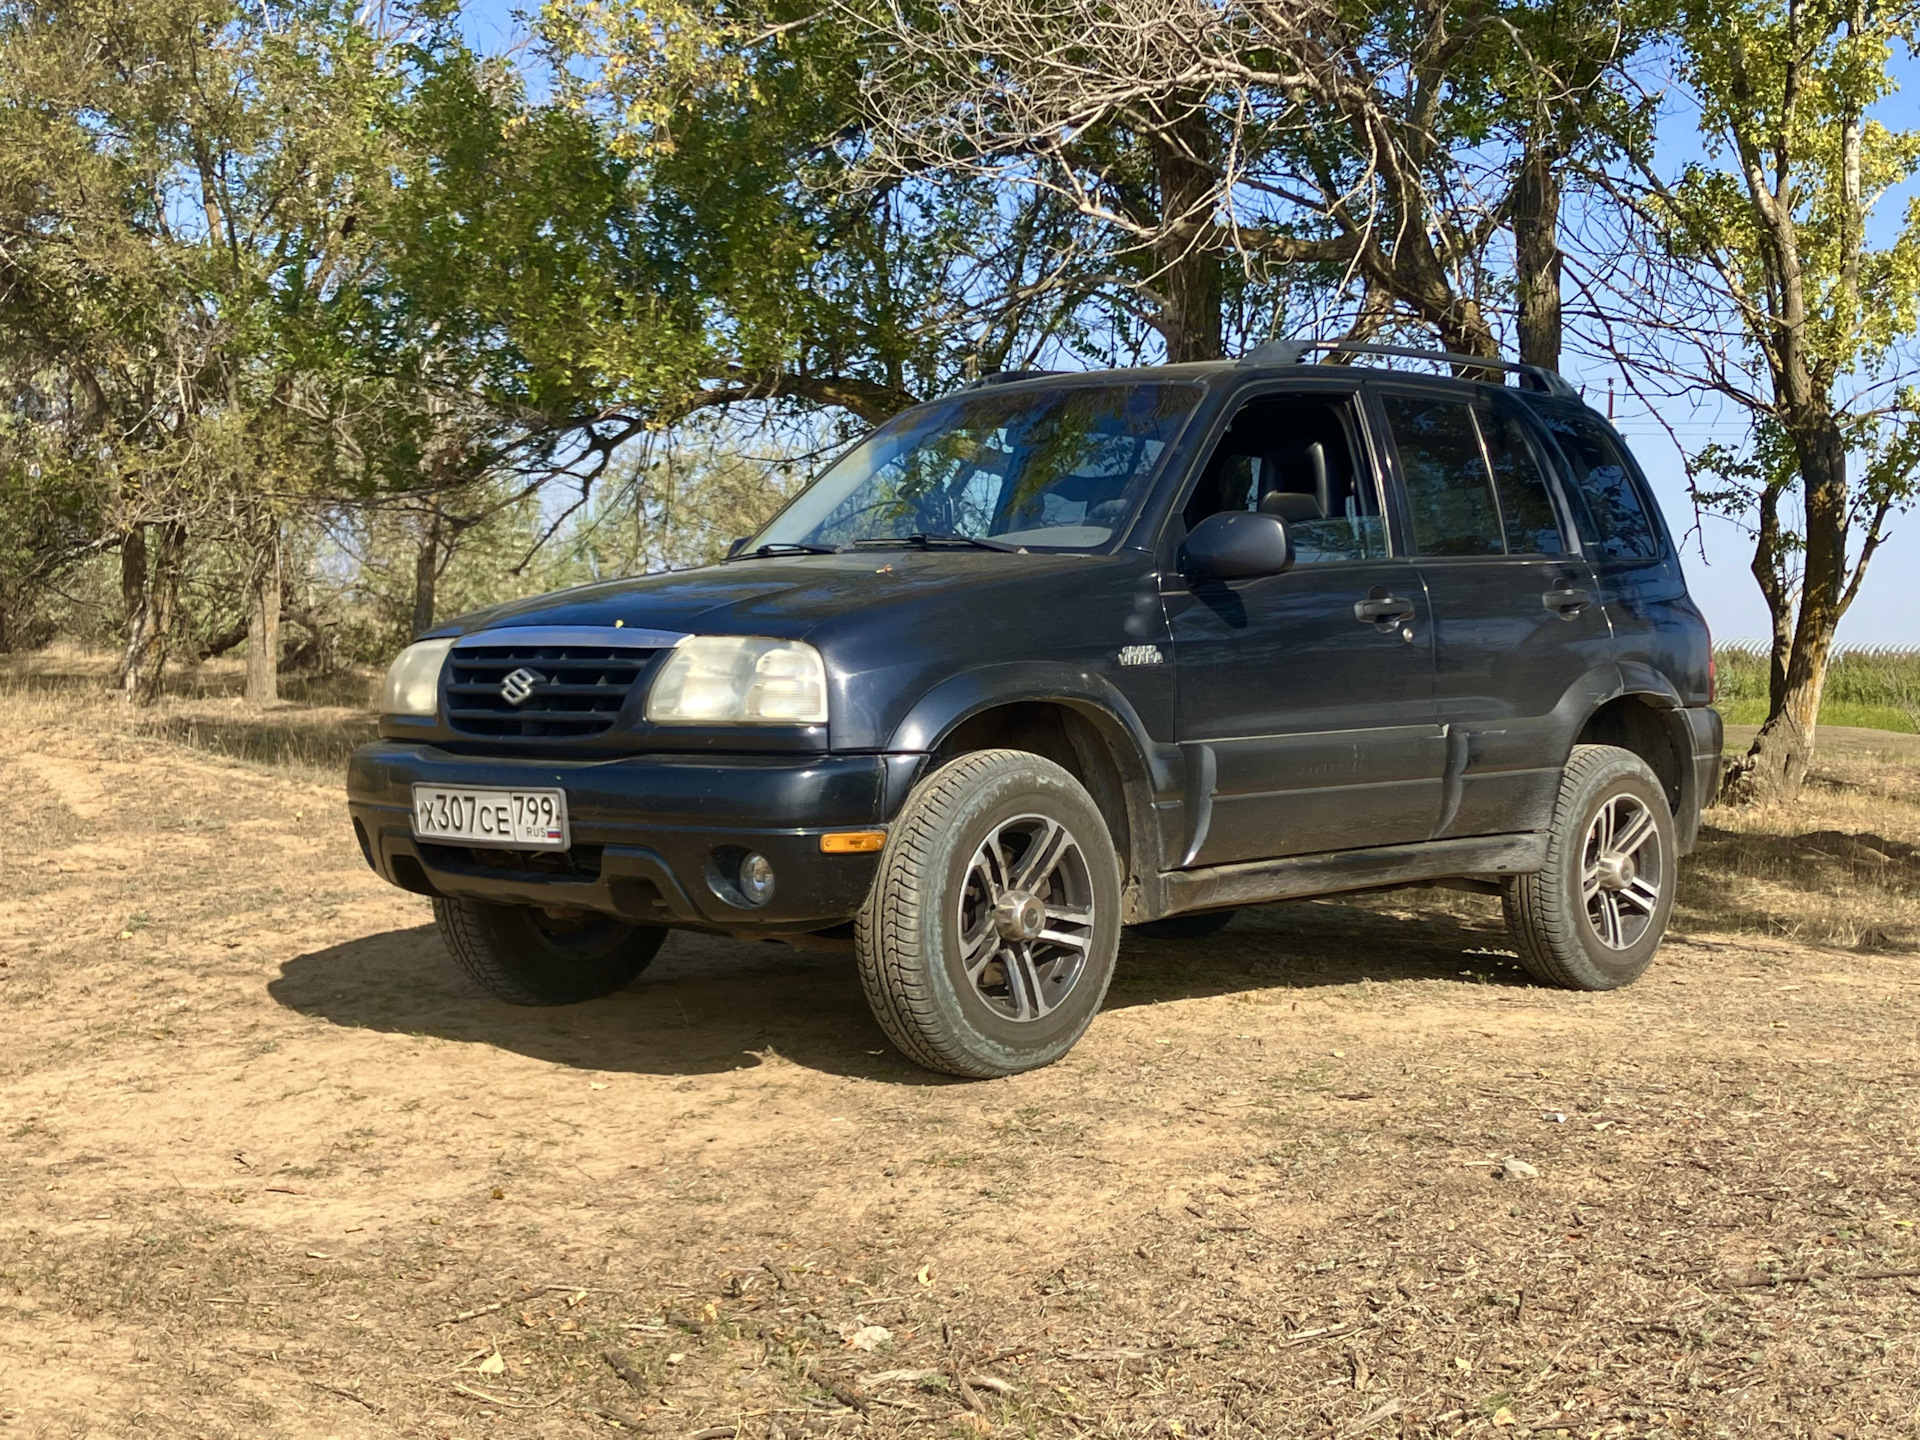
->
(884, 662), (1180, 883)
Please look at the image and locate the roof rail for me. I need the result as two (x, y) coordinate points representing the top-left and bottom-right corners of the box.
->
(1238, 338), (1578, 399)
(960, 368), (1061, 390)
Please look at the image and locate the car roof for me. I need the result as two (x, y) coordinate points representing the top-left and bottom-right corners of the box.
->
(950, 343), (1580, 403)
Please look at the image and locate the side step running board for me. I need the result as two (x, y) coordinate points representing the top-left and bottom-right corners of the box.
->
(1151, 832), (1547, 918)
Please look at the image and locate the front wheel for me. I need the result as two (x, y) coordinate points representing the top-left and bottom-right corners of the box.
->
(1503, 744), (1676, 991)
(433, 897), (666, 1005)
(855, 749), (1122, 1078)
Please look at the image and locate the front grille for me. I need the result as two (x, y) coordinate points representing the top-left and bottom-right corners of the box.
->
(445, 642), (659, 738)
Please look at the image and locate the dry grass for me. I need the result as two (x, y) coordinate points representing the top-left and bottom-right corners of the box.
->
(4, 657), (1920, 1440)
(1681, 726), (1920, 952)
(0, 643), (379, 778)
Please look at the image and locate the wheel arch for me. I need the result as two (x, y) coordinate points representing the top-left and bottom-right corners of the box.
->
(1572, 690), (1699, 848)
(889, 668), (1173, 893)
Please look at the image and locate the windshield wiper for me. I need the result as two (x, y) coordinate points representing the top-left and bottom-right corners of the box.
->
(851, 532), (1026, 553)
(725, 541), (842, 561)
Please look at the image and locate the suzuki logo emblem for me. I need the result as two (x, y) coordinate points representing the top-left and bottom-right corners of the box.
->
(499, 667), (544, 706)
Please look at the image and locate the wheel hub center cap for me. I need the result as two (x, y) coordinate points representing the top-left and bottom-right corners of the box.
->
(993, 891), (1048, 940)
(1594, 853), (1635, 891)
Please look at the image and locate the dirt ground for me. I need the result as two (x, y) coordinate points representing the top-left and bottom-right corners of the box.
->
(2, 668), (1919, 1440)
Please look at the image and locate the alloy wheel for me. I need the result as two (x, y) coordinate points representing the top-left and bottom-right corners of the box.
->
(1581, 793), (1665, 950)
(956, 814), (1098, 1022)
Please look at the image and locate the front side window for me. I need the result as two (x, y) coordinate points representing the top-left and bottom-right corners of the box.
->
(1181, 392), (1387, 562)
(1536, 408), (1662, 561)
(751, 382), (1202, 552)
(1382, 391), (1567, 556)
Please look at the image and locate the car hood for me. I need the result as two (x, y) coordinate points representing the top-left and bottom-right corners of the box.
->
(434, 550), (1122, 641)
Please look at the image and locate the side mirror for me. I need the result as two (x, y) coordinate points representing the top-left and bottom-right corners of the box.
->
(1179, 511), (1295, 582)
(726, 536), (752, 558)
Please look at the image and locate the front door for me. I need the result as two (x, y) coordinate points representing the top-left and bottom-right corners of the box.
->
(1164, 383), (1445, 866)
(1372, 382), (1615, 838)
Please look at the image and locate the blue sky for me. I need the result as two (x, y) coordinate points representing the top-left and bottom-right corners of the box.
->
(454, 2), (1919, 646)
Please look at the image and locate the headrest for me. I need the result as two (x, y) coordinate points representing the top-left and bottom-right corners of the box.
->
(1259, 491), (1323, 524)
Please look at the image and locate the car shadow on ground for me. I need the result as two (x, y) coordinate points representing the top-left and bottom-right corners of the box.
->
(267, 895), (1528, 1083)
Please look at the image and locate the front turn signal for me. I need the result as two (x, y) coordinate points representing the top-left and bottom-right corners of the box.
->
(820, 830), (886, 854)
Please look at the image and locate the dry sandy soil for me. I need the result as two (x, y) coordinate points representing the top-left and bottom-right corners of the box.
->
(2, 669), (1918, 1440)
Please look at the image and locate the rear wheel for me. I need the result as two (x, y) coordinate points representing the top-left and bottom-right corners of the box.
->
(1128, 909), (1238, 941)
(433, 897), (666, 1005)
(855, 749), (1122, 1078)
(1503, 744), (1675, 991)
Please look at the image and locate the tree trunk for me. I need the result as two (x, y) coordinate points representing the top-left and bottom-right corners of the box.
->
(412, 508), (443, 638)
(1722, 417), (1852, 803)
(114, 524), (149, 692)
(1151, 111), (1222, 363)
(245, 525), (281, 707)
(122, 521), (185, 705)
(1513, 142), (1563, 371)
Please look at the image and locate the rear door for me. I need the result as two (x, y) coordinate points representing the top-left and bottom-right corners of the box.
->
(1163, 379), (1444, 865)
(1370, 381), (1614, 838)
(1527, 402), (1708, 702)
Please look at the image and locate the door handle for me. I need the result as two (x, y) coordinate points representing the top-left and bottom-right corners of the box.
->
(1542, 584), (1592, 618)
(1354, 594), (1416, 626)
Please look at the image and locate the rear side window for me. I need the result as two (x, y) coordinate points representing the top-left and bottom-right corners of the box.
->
(1380, 394), (1503, 555)
(1480, 404), (1565, 555)
(1380, 392), (1567, 556)
(1536, 409), (1662, 561)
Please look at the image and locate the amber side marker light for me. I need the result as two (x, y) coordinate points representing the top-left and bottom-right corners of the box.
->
(820, 830), (886, 854)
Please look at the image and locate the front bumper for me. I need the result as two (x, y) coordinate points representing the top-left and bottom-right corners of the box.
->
(347, 743), (925, 933)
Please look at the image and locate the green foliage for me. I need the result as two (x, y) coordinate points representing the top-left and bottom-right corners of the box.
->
(1715, 644), (1920, 732)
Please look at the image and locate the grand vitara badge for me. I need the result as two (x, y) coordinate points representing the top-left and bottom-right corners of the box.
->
(499, 666), (544, 705)
(1118, 645), (1164, 667)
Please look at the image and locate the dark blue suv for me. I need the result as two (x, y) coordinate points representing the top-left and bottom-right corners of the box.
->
(347, 343), (1721, 1077)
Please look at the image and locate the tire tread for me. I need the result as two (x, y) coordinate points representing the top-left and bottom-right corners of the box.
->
(1504, 743), (1672, 991)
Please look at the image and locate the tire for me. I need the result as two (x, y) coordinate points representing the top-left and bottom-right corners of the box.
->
(855, 749), (1123, 1078)
(433, 897), (666, 1005)
(1503, 744), (1676, 991)
(1127, 909), (1238, 941)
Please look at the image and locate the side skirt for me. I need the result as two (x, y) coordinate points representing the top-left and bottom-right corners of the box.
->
(1129, 832), (1548, 923)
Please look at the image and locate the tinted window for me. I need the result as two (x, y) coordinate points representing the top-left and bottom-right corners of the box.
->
(1537, 409), (1661, 561)
(1381, 394), (1503, 555)
(755, 382), (1201, 551)
(1480, 404), (1565, 554)
(1183, 394), (1387, 562)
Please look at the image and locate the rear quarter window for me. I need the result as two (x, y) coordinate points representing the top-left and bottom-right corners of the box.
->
(1536, 408), (1663, 562)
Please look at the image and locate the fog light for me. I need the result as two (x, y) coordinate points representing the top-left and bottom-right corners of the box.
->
(739, 851), (776, 906)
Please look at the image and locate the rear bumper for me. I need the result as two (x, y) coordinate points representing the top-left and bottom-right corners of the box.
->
(346, 743), (925, 932)
(1679, 704), (1723, 851)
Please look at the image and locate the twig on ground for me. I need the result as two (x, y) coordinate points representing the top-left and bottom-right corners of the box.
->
(307, 1380), (384, 1412)
(449, 1382), (559, 1409)
(604, 1347), (648, 1394)
(435, 1300), (508, 1326)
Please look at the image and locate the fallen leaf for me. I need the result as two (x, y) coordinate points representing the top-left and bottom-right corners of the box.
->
(477, 1353), (506, 1376)
(846, 1325), (892, 1352)
(916, 1264), (934, 1287)
(1496, 1157), (1540, 1181)
(1492, 1406), (1516, 1426)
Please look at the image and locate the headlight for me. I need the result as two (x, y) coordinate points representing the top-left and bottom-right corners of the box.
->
(381, 637), (455, 717)
(645, 636), (828, 725)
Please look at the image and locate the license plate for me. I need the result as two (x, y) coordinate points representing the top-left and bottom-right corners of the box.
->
(411, 785), (570, 850)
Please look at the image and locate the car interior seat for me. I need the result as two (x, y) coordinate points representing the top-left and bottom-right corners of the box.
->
(1257, 440), (1331, 523)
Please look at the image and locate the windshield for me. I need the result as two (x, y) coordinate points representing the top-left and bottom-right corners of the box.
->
(749, 382), (1202, 552)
